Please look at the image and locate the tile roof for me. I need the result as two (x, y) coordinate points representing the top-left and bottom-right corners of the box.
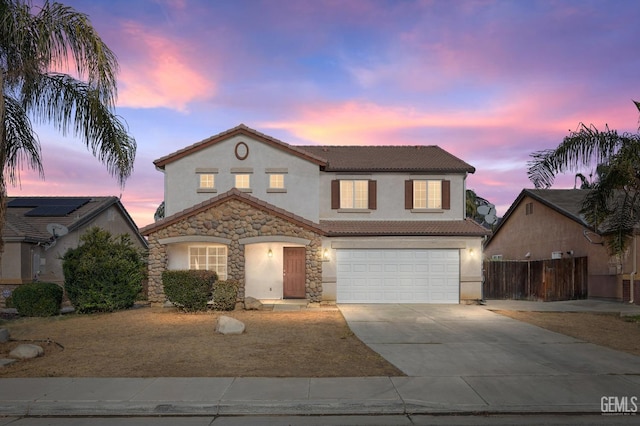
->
(153, 124), (475, 174)
(153, 124), (327, 169)
(300, 145), (476, 173)
(321, 219), (490, 237)
(140, 188), (326, 236)
(3, 196), (145, 246)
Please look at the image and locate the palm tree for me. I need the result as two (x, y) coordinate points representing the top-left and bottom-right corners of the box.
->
(0, 0), (135, 257)
(528, 100), (640, 257)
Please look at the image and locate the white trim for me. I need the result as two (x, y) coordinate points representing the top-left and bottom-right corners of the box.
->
(240, 235), (311, 245)
(330, 239), (468, 249)
(158, 236), (232, 245)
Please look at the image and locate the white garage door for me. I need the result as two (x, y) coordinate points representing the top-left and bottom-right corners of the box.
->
(336, 249), (459, 303)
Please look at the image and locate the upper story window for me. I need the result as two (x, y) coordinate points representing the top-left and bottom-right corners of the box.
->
(341, 180), (368, 209)
(231, 167), (253, 192)
(405, 179), (450, 211)
(196, 168), (218, 193)
(199, 174), (215, 189)
(266, 168), (287, 193)
(525, 202), (534, 215)
(331, 179), (377, 211)
(235, 174), (251, 190)
(269, 174), (284, 189)
(413, 180), (442, 209)
(189, 246), (227, 280)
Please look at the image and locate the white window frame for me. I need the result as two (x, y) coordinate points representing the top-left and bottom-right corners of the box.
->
(413, 179), (442, 209)
(340, 180), (368, 209)
(189, 245), (227, 280)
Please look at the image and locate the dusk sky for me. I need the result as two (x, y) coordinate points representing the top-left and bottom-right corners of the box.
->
(9, 0), (640, 228)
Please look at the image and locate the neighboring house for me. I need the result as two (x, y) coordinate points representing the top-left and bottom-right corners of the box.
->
(140, 124), (489, 304)
(484, 189), (640, 302)
(0, 196), (148, 306)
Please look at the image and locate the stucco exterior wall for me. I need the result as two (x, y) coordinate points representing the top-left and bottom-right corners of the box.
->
(163, 135), (320, 222)
(318, 172), (467, 220)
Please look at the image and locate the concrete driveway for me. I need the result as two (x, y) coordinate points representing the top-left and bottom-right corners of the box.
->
(339, 303), (640, 376)
(339, 303), (640, 410)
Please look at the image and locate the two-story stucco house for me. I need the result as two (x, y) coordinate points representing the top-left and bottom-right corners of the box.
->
(140, 124), (489, 304)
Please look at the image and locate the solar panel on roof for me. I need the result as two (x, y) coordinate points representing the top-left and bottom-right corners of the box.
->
(25, 205), (81, 217)
(10, 197), (92, 217)
(8, 197), (91, 208)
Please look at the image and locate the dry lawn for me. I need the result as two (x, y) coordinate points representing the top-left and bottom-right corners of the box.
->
(495, 310), (640, 357)
(0, 307), (404, 378)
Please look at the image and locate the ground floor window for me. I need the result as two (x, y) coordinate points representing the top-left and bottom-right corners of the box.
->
(189, 245), (227, 280)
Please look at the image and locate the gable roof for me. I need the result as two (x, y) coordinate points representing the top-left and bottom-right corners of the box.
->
(140, 188), (325, 236)
(300, 145), (475, 173)
(153, 124), (475, 174)
(487, 189), (592, 245)
(3, 196), (147, 247)
(153, 124), (327, 169)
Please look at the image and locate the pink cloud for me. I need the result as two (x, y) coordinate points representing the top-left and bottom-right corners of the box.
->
(6, 141), (162, 228)
(115, 21), (215, 112)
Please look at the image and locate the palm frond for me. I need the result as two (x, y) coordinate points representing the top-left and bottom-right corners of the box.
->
(21, 73), (135, 186)
(2, 93), (43, 186)
(527, 123), (624, 188)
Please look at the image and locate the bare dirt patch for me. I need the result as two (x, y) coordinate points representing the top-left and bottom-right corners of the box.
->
(495, 310), (640, 356)
(0, 307), (404, 378)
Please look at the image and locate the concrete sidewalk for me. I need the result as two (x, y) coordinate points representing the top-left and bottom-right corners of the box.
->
(2, 374), (639, 417)
(1, 300), (640, 417)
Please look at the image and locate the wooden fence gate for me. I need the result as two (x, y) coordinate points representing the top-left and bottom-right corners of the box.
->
(483, 257), (588, 301)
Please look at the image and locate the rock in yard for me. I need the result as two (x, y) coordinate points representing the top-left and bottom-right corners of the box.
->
(0, 328), (9, 343)
(244, 296), (263, 310)
(215, 316), (245, 335)
(10, 344), (44, 360)
(0, 358), (17, 368)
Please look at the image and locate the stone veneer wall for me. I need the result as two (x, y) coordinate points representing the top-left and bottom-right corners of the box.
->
(146, 199), (323, 303)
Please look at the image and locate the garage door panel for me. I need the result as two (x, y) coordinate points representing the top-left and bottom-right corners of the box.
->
(337, 249), (459, 304)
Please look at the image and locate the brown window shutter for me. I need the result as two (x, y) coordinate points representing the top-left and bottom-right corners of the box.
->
(368, 180), (377, 210)
(405, 180), (413, 209)
(331, 180), (340, 209)
(442, 180), (451, 210)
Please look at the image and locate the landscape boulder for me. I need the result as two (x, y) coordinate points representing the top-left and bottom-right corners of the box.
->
(0, 328), (9, 343)
(9, 344), (44, 360)
(244, 296), (263, 310)
(0, 359), (16, 368)
(215, 316), (245, 335)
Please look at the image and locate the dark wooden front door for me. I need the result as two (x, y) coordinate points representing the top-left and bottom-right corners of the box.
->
(283, 247), (306, 298)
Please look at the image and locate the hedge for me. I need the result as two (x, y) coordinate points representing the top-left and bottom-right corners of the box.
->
(162, 270), (217, 312)
(11, 282), (63, 317)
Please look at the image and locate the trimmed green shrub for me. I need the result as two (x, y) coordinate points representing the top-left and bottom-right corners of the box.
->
(162, 270), (217, 312)
(11, 282), (63, 317)
(212, 279), (239, 311)
(62, 227), (146, 313)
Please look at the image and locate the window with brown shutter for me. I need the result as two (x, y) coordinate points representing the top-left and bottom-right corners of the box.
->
(331, 180), (340, 209)
(405, 180), (413, 209)
(368, 180), (377, 210)
(406, 179), (450, 210)
(442, 180), (450, 210)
